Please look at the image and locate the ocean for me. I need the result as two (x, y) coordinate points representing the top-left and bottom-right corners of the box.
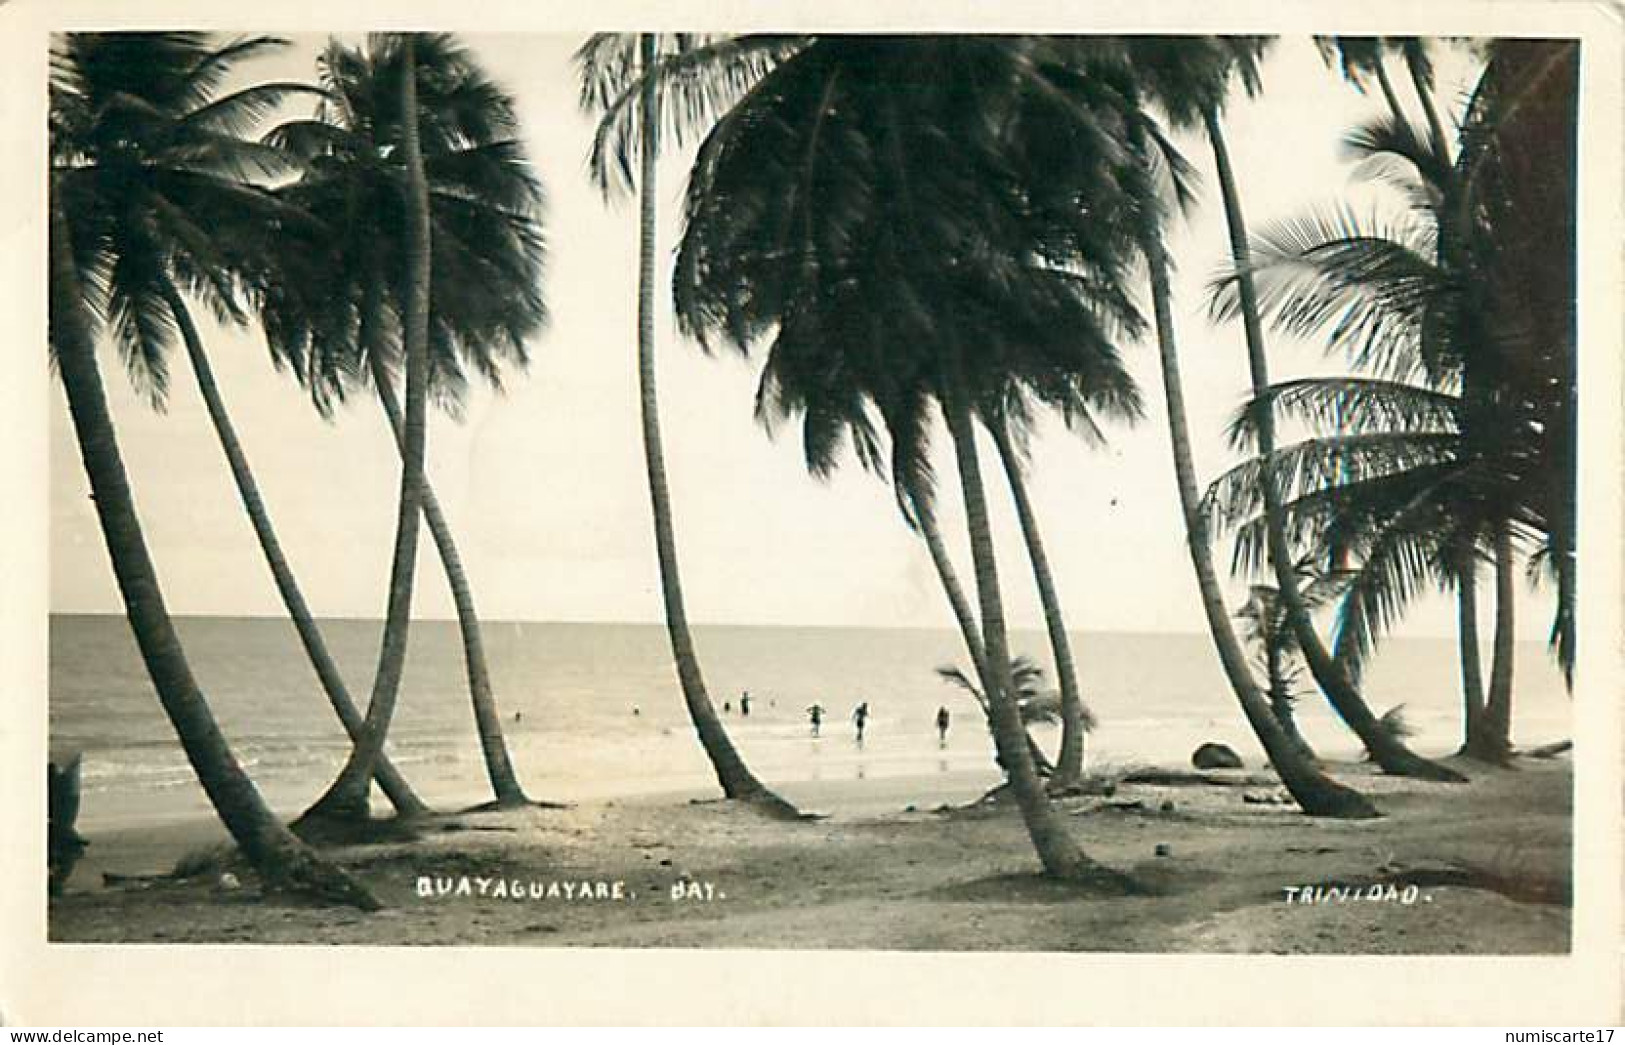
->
(48, 614), (1572, 830)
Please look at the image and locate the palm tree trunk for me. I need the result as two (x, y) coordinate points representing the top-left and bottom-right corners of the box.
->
(1267, 646), (1317, 763)
(50, 206), (376, 907)
(988, 418), (1088, 781)
(1401, 43), (1452, 161)
(302, 35), (433, 824)
(1548, 400), (1576, 687)
(635, 34), (795, 816)
(1202, 106), (1465, 783)
(913, 495), (1054, 777)
(1553, 521), (1576, 688)
(1372, 58), (1409, 128)
(1468, 525), (1516, 763)
(939, 363), (1128, 882)
(1455, 551), (1487, 754)
(1139, 222), (1376, 818)
(167, 287), (428, 817)
(916, 499), (988, 679)
(365, 354), (530, 808)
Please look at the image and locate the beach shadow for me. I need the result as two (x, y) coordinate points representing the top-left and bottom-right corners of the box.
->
(922, 869), (1143, 904)
(458, 798), (573, 814)
(289, 812), (429, 848)
(1327, 862), (1571, 907)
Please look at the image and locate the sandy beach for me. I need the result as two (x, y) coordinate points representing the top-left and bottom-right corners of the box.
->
(48, 753), (1571, 953)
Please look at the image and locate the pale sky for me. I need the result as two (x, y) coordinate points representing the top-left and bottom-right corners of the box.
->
(48, 33), (1562, 641)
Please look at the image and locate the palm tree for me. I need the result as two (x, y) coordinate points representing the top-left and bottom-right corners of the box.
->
(586, 31), (1098, 782)
(936, 656), (1093, 758)
(577, 33), (800, 816)
(1135, 233), (1379, 816)
(1315, 36), (1453, 160)
(300, 33), (434, 824)
(1203, 375), (1525, 764)
(176, 291), (430, 815)
(1203, 95), (1561, 764)
(984, 399), (1093, 783)
(675, 35), (1170, 878)
(1234, 559), (1353, 763)
(1451, 535), (1488, 754)
(49, 31), (377, 905)
(1468, 39), (1579, 691)
(755, 370), (1072, 780)
(879, 389), (1100, 786)
(1140, 37), (1467, 781)
(261, 34), (544, 810)
(48, 30), (432, 818)
(1307, 45), (1508, 748)
(1066, 40), (1384, 817)
(1314, 37), (1410, 128)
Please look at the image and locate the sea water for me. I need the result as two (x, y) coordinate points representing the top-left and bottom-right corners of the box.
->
(48, 614), (1572, 830)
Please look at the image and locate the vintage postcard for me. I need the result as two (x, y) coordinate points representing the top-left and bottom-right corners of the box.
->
(2, 0), (1621, 1026)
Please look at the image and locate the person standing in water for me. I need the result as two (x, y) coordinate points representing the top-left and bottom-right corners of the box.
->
(936, 705), (951, 748)
(853, 702), (870, 746)
(740, 691), (751, 717)
(807, 703), (824, 737)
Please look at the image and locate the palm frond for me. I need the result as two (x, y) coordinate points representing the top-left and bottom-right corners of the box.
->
(1208, 204), (1446, 381)
(1329, 491), (1452, 678)
(577, 33), (803, 198)
(1226, 376), (1459, 453)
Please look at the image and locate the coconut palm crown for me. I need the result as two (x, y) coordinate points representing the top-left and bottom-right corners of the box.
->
(257, 32), (547, 415)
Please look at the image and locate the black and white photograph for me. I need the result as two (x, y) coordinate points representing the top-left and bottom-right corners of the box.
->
(4, 0), (1622, 1026)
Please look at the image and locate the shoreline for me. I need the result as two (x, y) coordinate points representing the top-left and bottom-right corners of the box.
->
(50, 754), (1573, 953)
(66, 766), (1008, 886)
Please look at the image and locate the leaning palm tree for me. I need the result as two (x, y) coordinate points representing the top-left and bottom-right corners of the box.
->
(1133, 36), (1466, 782)
(762, 376), (1081, 782)
(843, 384), (1101, 790)
(1060, 39), (1382, 817)
(577, 32), (800, 816)
(580, 34), (1096, 787)
(49, 30), (430, 818)
(300, 33), (435, 824)
(676, 35), (1165, 878)
(1204, 102), (1556, 764)
(1292, 54), (1505, 744)
(1204, 376), (1529, 764)
(983, 394), (1094, 783)
(1133, 238), (1379, 815)
(49, 31), (377, 904)
(261, 33), (544, 811)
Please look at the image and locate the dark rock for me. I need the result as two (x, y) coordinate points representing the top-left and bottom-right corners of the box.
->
(1160, 800), (1176, 813)
(1154, 843), (1172, 857)
(1191, 742), (1244, 770)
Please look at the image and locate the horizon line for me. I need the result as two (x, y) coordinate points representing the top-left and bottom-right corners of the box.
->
(46, 609), (1498, 643)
